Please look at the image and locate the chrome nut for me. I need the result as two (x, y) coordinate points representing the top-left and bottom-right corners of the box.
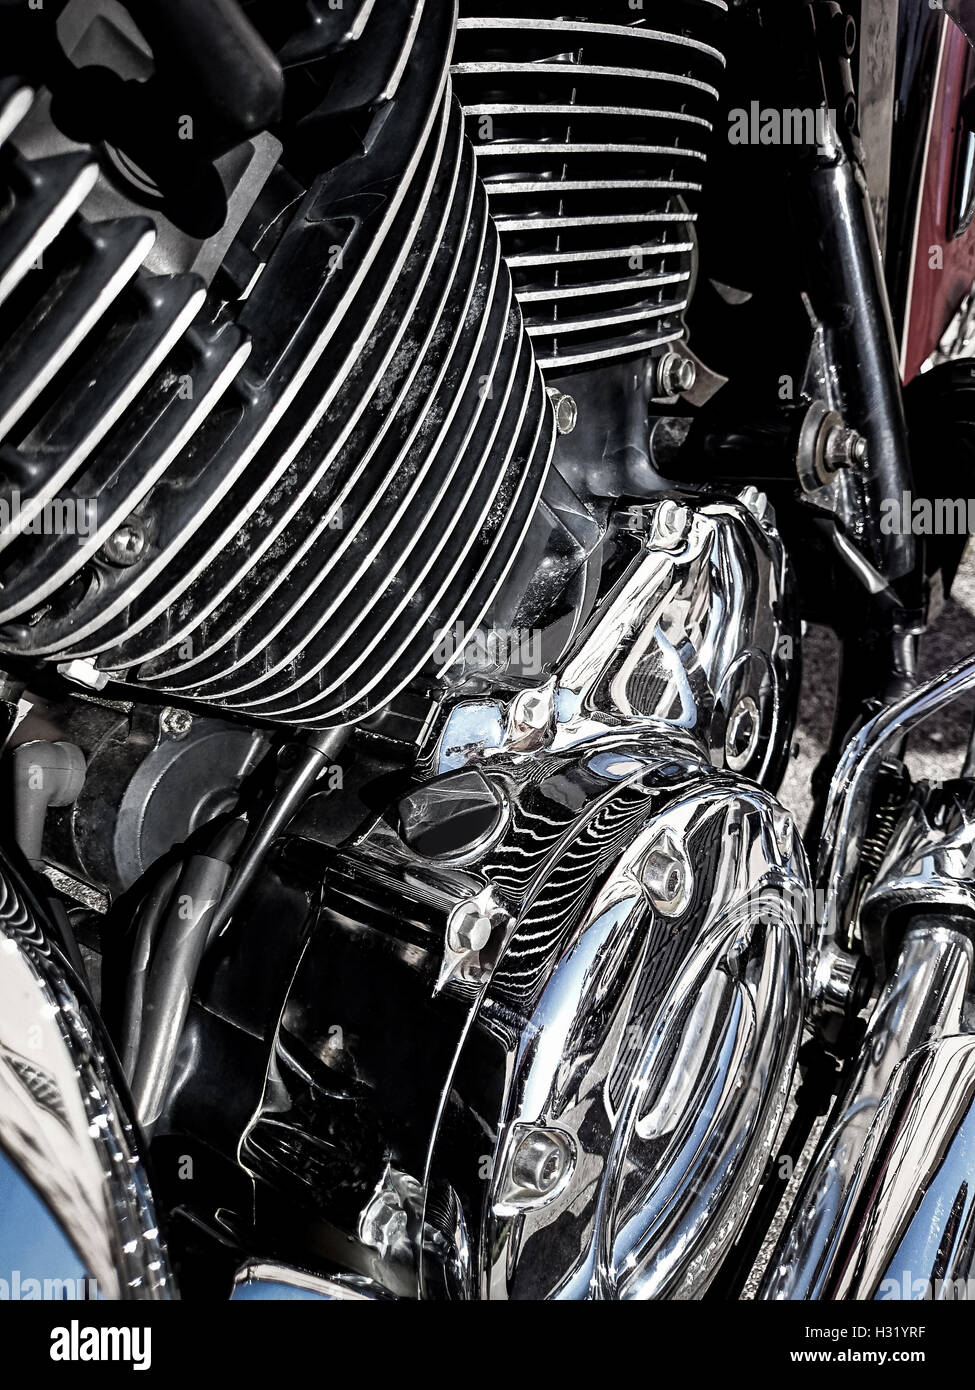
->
(654, 351), (697, 398)
(498, 1126), (576, 1209)
(726, 695), (761, 772)
(642, 829), (693, 917)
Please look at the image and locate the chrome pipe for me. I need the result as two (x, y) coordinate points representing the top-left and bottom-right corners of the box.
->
(760, 921), (973, 1300)
(815, 650), (975, 989)
(824, 1033), (975, 1300)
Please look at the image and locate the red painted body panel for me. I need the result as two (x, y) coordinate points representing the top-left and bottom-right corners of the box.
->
(902, 17), (975, 382)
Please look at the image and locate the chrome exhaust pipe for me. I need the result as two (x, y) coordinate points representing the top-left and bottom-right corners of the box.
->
(761, 919), (973, 1299)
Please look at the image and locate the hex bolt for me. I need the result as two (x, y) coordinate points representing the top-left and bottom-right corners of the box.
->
(447, 899), (496, 954)
(100, 515), (148, 567)
(824, 424), (868, 473)
(56, 659), (109, 692)
(359, 1191), (408, 1256)
(654, 351), (697, 398)
(812, 942), (870, 1020)
(160, 707), (193, 740)
(547, 388), (579, 435)
(511, 1131), (567, 1199)
(651, 498), (690, 551)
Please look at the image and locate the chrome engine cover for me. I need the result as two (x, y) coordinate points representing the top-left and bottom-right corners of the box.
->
(232, 494), (809, 1299)
(238, 732), (810, 1300)
(420, 746), (811, 1300)
(429, 490), (798, 788)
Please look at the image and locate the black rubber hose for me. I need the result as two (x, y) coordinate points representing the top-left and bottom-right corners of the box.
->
(204, 728), (348, 948)
(120, 820), (248, 1082)
(129, 732), (345, 1138)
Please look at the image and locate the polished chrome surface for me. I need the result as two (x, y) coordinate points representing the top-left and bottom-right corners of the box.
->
(822, 1034), (975, 1300)
(429, 494), (797, 788)
(238, 725), (809, 1300)
(766, 1028), (975, 1301)
(814, 651), (975, 987)
(417, 743), (810, 1299)
(0, 854), (173, 1299)
(761, 923), (973, 1300)
(861, 781), (975, 965)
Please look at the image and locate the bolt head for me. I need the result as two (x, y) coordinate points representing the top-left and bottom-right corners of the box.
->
(771, 806), (794, 860)
(641, 829), (693, 917)
(100, 516), (148, 567)
(509, 688), (552, 735)
(510, 1131), (568, 1198)
(644, 851), (687, 914)
(57, 660), (109, 691)
(726, 695), (761, 772)
(738, 486), (769, 523)
(160, 707), (193, 740)
(651, 498), (690, 550)
(359, 1193), (408, 1255)
(655, 351), (697, 398)
(447, 902), (495, 953)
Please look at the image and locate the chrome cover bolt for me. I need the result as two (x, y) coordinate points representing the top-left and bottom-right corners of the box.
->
(654, 351), (697, 398)
(642, 829), (692, 917)
(812, 942), (869, 1020)
(651, 498), (691, 550)
(726, 695), (761, 772)
(824, 424), (868, 473)
(510, 1131), (568, 1199)
(509, 687), (552, 736)
(547, 388), (578, 435)
(160, 707), (193, 740)
(100, 515), (148, 567)
(437, 891), (514, 994)
(738, 485), (770, 523)
(447, 897), (498, 953)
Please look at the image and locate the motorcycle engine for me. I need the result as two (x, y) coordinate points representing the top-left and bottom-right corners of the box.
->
(0, 0), (813, 1299)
